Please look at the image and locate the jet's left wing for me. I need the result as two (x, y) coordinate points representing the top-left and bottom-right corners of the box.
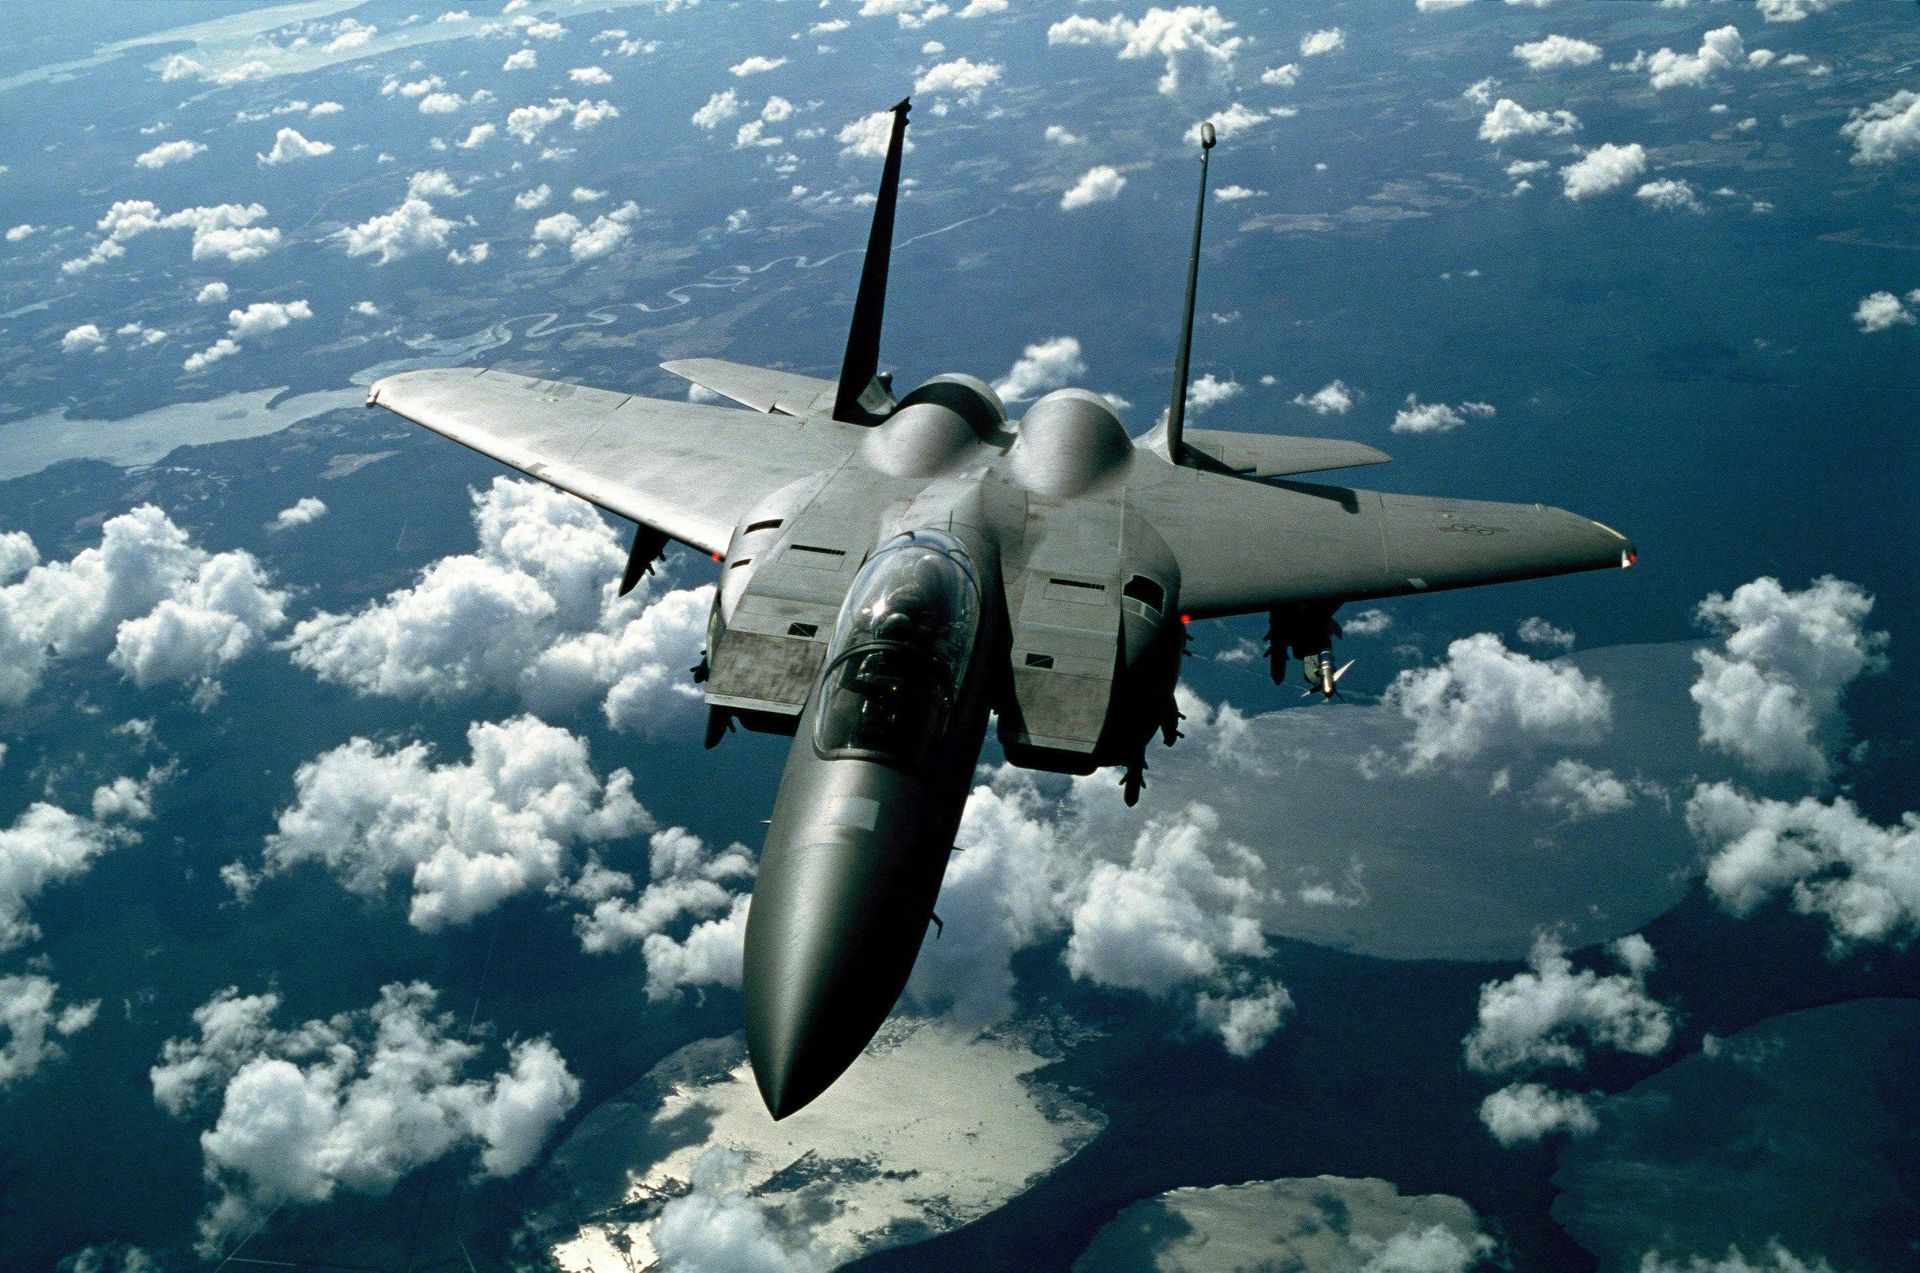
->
(367, 367), (863, 555)
(1132, 464), (1633, 619)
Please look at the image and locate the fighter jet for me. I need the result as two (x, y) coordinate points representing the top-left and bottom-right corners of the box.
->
(365, 100), (1634, 1119)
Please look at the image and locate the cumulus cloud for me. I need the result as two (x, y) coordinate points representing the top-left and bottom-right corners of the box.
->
(573, 827), (755, 998)
(1465, 931), (1673, 1076)
(269, 497), (327, 532)
(506, 97), (619, 144)
(152, 982), (578, 1255)
(992, 335), (1086, 402)
(1261, 62), (1299, 87)
(532, 201), (639, 260)
(1060, 165), (1125, 210)
(1478, 98), (1579, 144)
(1184, 373), (1241, 414)
(256, 127), (333, 164)
(1383, 633), (1611, 771)
(61, 201), (282, 274)
(1517, 616), (1575, 650)
(1046, 5), (1244, 95)
(5, 223), (36, 241)
(1687, 782), (1920, 951)
(1215, 184), (1264, 201)
(651, 1149), (824, 1273)
(1688, 576), (1886, 779)
(1299, 27), (1344, 57)
(1840, 90), (1920, 166)
(1291, 379), (1353, 415)
(340, 196), (456, 264)
(692, 89), (742, 131)
(730, 54), (787, 77)
(1637, 177), (1703, 211)
(907, 769), (1286, 1054)
(183, 299), (313, 372)
(135, 138), (206, 168)
(1852, 290), (1915, 332)
(914, 56), (1002, 104)
(287, 478), (708, 731)
(242, 716), (646, 930)
(61, 324), (105, 354)
(836, 108), (913, 158)
(1479, 1082), (1598, 1147)
(0, 506), (286, 708)
(1560, 142), (1647, 199)
(1636, 26), (1747, 90)
(569, 64), (612, 85)
(514, 183), (552, 211)
(1, 773), (159, 950)
(1392, 395), (1494, 434)
(503, 47), (537, 71)
(0, 974), (100, 1089)
(195, 281), (229, 304)
(1513, 35), (1601, 69)
(1756, 0), (1842, 22)
(1529, 759), (1639, 821)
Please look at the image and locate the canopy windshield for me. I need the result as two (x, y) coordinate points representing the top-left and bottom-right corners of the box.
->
(813, 530), (981, 767)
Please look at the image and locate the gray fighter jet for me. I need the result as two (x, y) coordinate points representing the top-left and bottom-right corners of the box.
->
(365, 101), (1634, 1119)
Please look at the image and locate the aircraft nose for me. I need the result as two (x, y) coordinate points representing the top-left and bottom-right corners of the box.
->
(743, 835), (943, 1120)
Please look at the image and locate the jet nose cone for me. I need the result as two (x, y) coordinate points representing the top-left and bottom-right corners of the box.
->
(743, 837), (947, 1120)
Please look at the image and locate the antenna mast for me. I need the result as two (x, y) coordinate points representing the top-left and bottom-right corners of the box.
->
(1161, 120), (1216, 466)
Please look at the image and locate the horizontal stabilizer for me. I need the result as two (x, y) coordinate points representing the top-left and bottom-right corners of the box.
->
(1178, 428), (1391, 478)
(660, 358), (838, 417)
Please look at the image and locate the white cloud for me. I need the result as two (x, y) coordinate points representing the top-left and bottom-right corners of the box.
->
(1046, 6), (1243, 95)
(286, 479), (708, 730)
(135, 139), (206, 169)
(650, 1149), (824, 1273)
(1529, 759), (1637, 821)
(153, 982), (578, 1256)
(449, 242), (490, 265)
(417, 91), (466, 114)
(1464, 931), (1673, 1074)
(324, 18), (376, 53)
(1044, 124), (1083, 145)
(308, 101), (343, 116)
(340, 196), (457, 264)
(1061, 165), (1126, 210)
(1261, 62), (1299, 87)
(1639, 25), (1746, 90)
(269, 497), (327, 532)
(1853, 290), (1915, 332)
(760, 96), (794, 124)
(730, 55), (788, 77)
(244, 716), (646, 930)
(1478, 98), (1579, 143)
(1513, 35), (1601, 69)
(506, 97), (619, 144)
(1689, 576), (1886, 779)
(503, 47), (537, 71)
(514, 183), (552, 211)
(5, 223), (36, 242)
(569, 64), (612, 85)
(1193, 979), (1292, 1057)
(1517, 616), (1575, 650)
(62, 201), (281, 274)
(1842, 90), (1920, 164)
(992, 336), (1086, 402)
(1299, 27), (1344, 57)
(0, 974), (100, 1089)
(1215, 184), (1264, 201)
(458, 122), (496, 149)
(533, 201), (639, 260)
(256, 126), (334, 165)
(958, 0), (1008, 13)
(1207, 101), (1274, 139)
(1756, 0), (1841, 20)
(573, 828), (755, 998)
(1637, 177), (1703, 211)
(1392, 395), (1494, 434)
(1184, 373), (1240, 414)
(914, 57), (1001, 104)
(1291, 379), (1353, 414)
(184, 299), (313, 371)
(1560, 142), (1647, 199)
(1479, 1083), (1598, 1146)
(1687, 783), (1920, 951)
(1, 774), (159, 950)
(836, 109), (912, 158)
(1384, 633), (1611, 771)
(61, 324), (105, 354)
(692, 89), (742, 131)
(195, 281), (229, 304)
(0, 506), (285, 707)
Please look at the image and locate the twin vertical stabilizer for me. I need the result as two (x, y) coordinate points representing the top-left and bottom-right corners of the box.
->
(833, 98), (912, 425)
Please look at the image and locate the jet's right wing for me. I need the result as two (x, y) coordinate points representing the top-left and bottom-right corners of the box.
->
(1131, 464), (1633, 619)
(367, 366), (863, 555)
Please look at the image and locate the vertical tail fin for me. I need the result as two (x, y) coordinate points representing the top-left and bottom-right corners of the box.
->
(1161, 120), (1216, 466)
(833, 97), (912, 425)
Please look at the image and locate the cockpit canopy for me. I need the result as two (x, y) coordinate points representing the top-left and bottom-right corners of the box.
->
(813, 529), (982, 768)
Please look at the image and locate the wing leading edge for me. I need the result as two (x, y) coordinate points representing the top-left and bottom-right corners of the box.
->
(366, 366), (864, 555)
(1133, 465), (1633, 619)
